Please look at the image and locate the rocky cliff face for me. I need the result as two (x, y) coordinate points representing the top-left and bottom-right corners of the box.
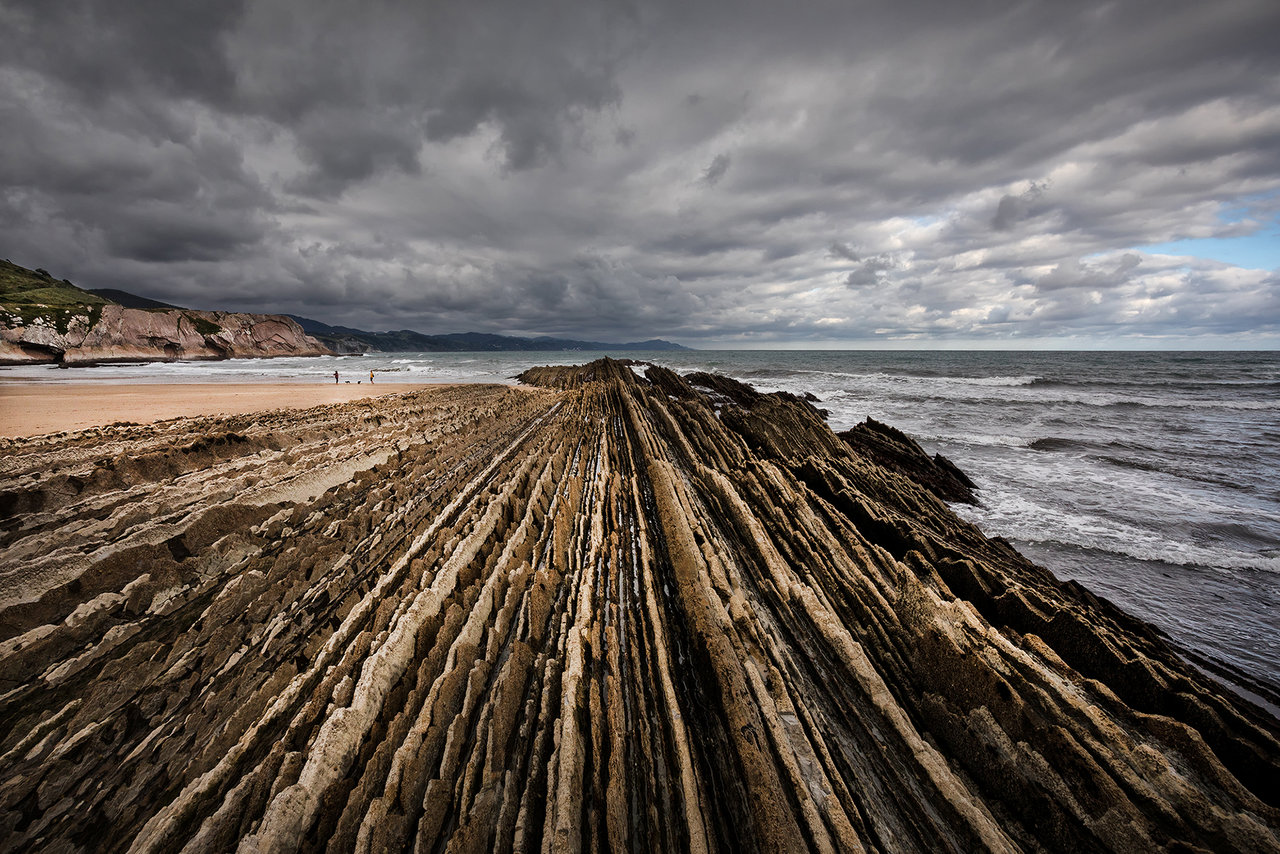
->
(0, 305), (331, 365)
(0, 359), (1277, 852)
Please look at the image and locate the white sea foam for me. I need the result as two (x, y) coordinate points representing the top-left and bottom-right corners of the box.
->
(954, 491), (1280, 574)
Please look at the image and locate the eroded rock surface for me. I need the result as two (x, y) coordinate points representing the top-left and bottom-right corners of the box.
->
(838, 417), (979, 505)
(0, 305), (330, 365)
(1, 360), (1277, 852)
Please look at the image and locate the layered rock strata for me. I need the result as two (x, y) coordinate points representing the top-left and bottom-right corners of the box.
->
(0, 305), (330, 365)
(837, 417), (978, 505)
(0, 360), (1277, 852)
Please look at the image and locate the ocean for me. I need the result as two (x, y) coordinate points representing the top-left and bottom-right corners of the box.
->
(6, 349), (1278, 698)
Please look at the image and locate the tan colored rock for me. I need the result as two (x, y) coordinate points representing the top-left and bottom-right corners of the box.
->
(18, 324), (68, 355)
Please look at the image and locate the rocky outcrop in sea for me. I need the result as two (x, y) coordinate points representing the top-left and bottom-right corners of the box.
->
(1, 359), (1276, 851)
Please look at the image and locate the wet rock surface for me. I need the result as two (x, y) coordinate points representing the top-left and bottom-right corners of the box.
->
(837, 417), (979, 505)
(1, 360), (1277, 852)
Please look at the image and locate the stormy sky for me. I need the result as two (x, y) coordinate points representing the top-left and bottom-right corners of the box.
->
(2, 1), (1279, 347)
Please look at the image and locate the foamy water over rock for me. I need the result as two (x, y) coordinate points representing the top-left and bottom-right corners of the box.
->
(1, 359), (1277, 851)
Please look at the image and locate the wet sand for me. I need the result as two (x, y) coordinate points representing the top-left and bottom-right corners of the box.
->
(0, 382), (445, 437)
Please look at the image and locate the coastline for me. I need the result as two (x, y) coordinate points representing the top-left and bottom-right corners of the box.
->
(0, 382), (447, 437)
(3, 350), (1275, 692)
(1, 358), (1276, 851)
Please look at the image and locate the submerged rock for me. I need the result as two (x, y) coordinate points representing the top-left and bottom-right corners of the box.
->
(0, 359), (1276, 852)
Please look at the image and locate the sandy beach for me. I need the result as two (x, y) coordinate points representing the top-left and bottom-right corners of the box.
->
(0, 382), (444, 437)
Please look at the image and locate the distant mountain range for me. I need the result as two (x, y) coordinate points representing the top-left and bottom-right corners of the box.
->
(285, 315), (691, 353)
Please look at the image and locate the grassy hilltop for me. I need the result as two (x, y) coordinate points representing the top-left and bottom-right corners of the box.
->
(0, 260), (113, 334)
(0, 259), (110, 308)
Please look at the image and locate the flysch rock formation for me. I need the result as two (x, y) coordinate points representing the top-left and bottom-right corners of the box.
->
(0, 305), (330, 365)
(836, 417), (978, 506)
(0, 359), (1277, 852)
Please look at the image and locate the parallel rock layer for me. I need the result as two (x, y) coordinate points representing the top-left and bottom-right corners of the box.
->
(1, 361), (1277, 852)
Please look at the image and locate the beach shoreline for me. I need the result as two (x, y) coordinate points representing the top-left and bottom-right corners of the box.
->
(1, 359), (1277, 851)
(0, 382), (449, 438)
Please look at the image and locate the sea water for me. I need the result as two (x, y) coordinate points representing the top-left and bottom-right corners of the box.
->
(6, 349), (1278, 694)
(669, 351), (1280, 697)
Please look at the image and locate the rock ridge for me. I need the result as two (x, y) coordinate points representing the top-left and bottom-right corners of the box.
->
(0, 358), (1277, 852)
(837, 417), (979, 505)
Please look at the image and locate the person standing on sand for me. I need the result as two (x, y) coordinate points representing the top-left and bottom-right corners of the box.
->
(370, 370), (374, 384)
(333, 371), (339, 384)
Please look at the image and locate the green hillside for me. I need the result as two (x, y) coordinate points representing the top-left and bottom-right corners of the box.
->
(0, 259), (111, 308)
(0, 259), (116, 333)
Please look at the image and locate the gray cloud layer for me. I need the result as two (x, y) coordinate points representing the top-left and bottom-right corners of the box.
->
(2, 0), (1278, 346)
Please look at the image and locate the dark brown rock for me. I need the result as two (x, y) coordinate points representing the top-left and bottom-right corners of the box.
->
(840, 416), (980, 504)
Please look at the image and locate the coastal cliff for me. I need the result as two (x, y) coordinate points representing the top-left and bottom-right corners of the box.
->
(0, 259), (331, 365)
(0, 359), (1276, 851)
(0, 304), (331, 365)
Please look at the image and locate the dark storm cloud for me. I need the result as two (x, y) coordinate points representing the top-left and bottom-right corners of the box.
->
(828, 243), (860, 263)
(844, 254), (901, 289)
(0, 66), (273, 272)
(287, 113), (423, 198)
(992, 183), (1048, 231)
(1036, 255), (1142, 293)
(422, 74), (619, 172)
(2, 0), (245, 105)
(701, 154), (732, 187)
(99, 205), (263, 263)
(2, 0), (1279, 344)
(225, 0), (629, 182)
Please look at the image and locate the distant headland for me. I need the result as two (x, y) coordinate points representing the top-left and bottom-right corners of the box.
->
(0, 259), (689, 366)
(284, 315), (690, 355)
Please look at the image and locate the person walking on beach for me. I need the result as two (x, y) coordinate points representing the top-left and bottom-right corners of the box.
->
(333, 370), (339, 384)
(370, 370), (375, 384)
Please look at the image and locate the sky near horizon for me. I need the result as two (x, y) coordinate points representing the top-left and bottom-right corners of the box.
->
(2, 1), (1278, 349)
